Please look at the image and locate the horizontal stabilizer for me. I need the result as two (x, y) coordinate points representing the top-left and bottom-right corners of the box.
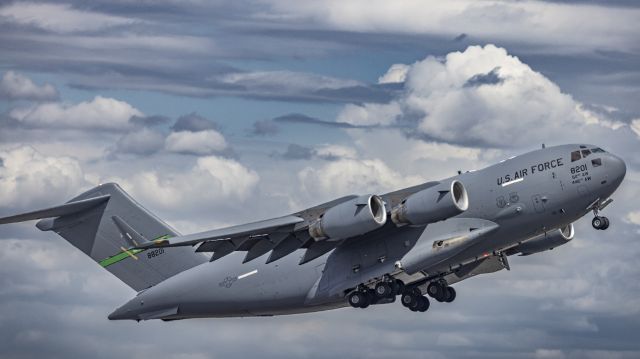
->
(0, 195), (111, 225)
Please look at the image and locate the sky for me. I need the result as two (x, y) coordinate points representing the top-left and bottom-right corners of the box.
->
(0, 1), (639, 358)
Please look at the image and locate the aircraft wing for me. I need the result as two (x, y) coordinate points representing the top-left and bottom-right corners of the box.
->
(138, 195), (360, 264)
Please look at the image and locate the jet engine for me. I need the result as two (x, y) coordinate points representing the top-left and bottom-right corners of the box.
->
(511, 224), (574, 256)
(309, 195), (387, 241)
(391, 180), (469, 226)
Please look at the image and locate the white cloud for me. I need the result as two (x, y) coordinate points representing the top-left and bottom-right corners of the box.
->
(335, 45), (639, 148)
(0, 2), (136, 33)
(336, 102), (401, 127)
(624, 211), (640, 226)
(0, 71), (58, 101)
(164, 130), (227, 155)
(115, 156), (259, 211)
(377, 64), (409, 84)
(9, 96), (143, 130)
(298, 158), (422, 198)
(266, 1), (640, 53)
(0, 146), (87, 210)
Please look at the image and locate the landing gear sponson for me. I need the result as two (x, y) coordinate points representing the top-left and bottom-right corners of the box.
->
(347, 277), (456, 313)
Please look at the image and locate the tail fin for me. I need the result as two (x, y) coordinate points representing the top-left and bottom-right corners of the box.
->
(0, 183), (207, 291)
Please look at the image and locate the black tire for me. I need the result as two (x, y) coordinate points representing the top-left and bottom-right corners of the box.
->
(602, 217), (610, 230)
(592, 216), (603, 230)
(417, 296), (430, 312)
(391, 279), (404, 296)
(445, 287), (456, 303)
(427, 282), (443, 299)
(375, 282), (393, 298)
(401, 293), (416, 308)
(409, 296), (421, 311)
(348, 291), (365, 308)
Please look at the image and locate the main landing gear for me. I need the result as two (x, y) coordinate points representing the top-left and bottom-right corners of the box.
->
(347, 278), (456, 313)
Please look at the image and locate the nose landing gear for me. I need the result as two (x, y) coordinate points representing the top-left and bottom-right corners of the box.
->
(592, 216), (609, 230)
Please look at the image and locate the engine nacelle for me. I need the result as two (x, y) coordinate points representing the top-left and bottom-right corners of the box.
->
(309, 195), (387, 241)
(512, 224), (574, 256)
(391, 180), (469, 226)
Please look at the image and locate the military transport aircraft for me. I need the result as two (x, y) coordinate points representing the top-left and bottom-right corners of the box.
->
(0, 144), (626, 320)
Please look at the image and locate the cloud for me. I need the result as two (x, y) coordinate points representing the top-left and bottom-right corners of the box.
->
(298, 158), (422, 198)
(0, 71), (58, 101)
(0, 2), (136, 33)
(0, 146), (87, 211)
(8, 96), (143, 130)
(335, 44), (640, 147)
(249, 119), (279, 136)
(115, 155), (259, 211)
(276, 143), (357, 161)
(624, 211), (640, 226)
(336, 102), (402, 127)
(172, 113), (220, 132)
(463, 66), (503, 87)
(377, 64), (409, 84)
(273, 113), (367, 129)
(114, 128), (165, 155)
(129, 115), (171, 127)
(266, 1), (640, 53)
(280, 144), (314, 160)
(164, 130), (228, 155)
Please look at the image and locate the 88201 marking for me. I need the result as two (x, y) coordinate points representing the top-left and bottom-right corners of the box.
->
(147, 248), (165, 259)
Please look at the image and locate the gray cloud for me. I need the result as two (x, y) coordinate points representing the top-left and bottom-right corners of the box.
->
(172, 113), (220, 132)
(464, 67), (504, 87)
(0, 71), (59, 101)
(130, 114), (171, 127)
(249, 119), (279, 136)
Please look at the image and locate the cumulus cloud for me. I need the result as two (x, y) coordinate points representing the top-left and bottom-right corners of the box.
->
(298, 158), (422, 198)
(377, 64), (409, 84)
(336, 102), (402, 127)
(116, 156), (259, 211)
(114, 128), (165, 155)
(0, 146), (87, 210)
(8, 96), (143, 130)
(0, 2), (136, 33)
(336, 44), (639, 147)
(0, 71), (58, 101)
(164, 130), (228, 155)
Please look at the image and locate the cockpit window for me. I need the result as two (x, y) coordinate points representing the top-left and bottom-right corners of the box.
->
(571, 151), (581, 162)
(581, 149), (591, 158)
(592, 158), (602, 167)
(592, 147), (605, 153)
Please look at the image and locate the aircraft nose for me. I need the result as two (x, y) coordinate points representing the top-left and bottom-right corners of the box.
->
(607, 153), (626, 185)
